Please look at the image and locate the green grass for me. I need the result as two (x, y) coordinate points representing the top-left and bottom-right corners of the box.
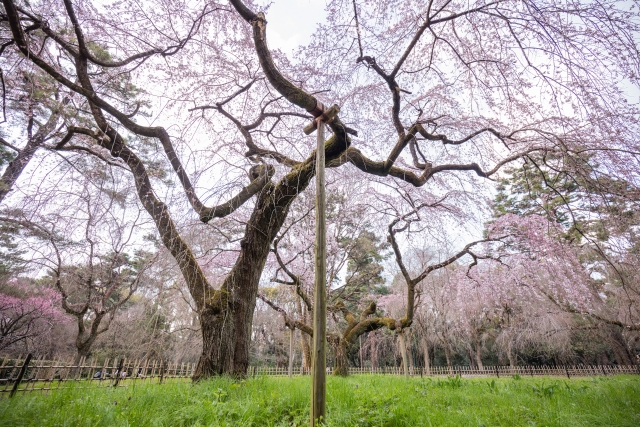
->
(1, 375), (639, 426)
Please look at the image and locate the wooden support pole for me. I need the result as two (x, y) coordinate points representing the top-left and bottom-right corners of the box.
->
(10, 353), (32, 398)
(303, 103), (339, 427)
(311, 118), (327, 427)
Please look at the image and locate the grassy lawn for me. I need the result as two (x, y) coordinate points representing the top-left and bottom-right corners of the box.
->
(1, 374), (639, 426)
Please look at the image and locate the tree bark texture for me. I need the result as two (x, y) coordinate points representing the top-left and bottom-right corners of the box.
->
(474, 335), (484, 369)
(421, 336), (431, 375)
(288, 327), (295, 377)
(332, 339), (349, 377)
(398, 330), (409, 377)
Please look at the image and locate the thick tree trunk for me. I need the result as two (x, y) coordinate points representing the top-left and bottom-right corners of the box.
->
(297, 297), (312, 372)
(333, 339), (349, 376)
(193, 161), (316, 378)
(72, 313), (106, 364)
(74, 341), (94, 365)
(398, 330), (409, 377)
(608, 328), (632, 365)
(192, 308), (236, 377)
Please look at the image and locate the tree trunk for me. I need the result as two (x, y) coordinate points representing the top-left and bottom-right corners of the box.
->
(608, 328), (632, 365)
(398, 330), (409, 377)
(288, 327), (295, 377)
(406, 333), (415, 373)
(192, 307), (236, 377)
(298, 297), (312, 373)
(193, 169), (314, 378)
(302, 333), (312, 372)
(420, 336), (431, 375)
(72, 313), (106, 364)
(474, 335), (484, 370)
(333, 339), (349, 376)
(74, 340), (94, 365)
(371, 335), (378, 369)
(467, 348), (476, 368)
(507, 342), (517, 368)
(443, 342), (453, 374)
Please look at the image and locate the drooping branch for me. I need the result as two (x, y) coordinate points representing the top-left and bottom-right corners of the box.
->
(199, 164), (275, 223)
(201, 102), (302, 167)
(31, 1), (218, 67)
(538, 286), (640, 331)
(257, 293), (314, 336)
(342, 144), (544, 187)
(272, 238), (312, 312)
(388, 203), (507, 327)
(5, 1), (271, 222)
(229, 0), (352, 149)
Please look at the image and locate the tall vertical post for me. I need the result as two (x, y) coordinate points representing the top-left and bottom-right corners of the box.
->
(311, 118), (327, 427)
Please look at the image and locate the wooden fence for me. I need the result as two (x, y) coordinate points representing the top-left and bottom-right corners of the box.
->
(250, 364), (640, 378)
(0, 354), (196, 396)
(2, 354), (639, 396)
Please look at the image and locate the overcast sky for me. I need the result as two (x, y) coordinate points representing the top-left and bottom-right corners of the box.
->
(262, 0), (327, 55)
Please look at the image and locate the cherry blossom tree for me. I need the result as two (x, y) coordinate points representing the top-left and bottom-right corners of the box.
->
(0, 162), (156, 361)
(2, 0), (639, 378)
(0, 280), (65, 353)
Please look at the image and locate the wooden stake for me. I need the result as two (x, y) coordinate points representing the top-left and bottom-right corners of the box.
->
(311, 118), (327, 427)
(10, 353), (32, 398)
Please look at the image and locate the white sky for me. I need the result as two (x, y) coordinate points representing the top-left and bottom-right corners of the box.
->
(262, 0), (327, 55)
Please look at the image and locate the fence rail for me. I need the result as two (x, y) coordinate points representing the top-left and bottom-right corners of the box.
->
(0, 354), (195, 396)
(250, 364), (640, 378)
(2, 354), (638, 396)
